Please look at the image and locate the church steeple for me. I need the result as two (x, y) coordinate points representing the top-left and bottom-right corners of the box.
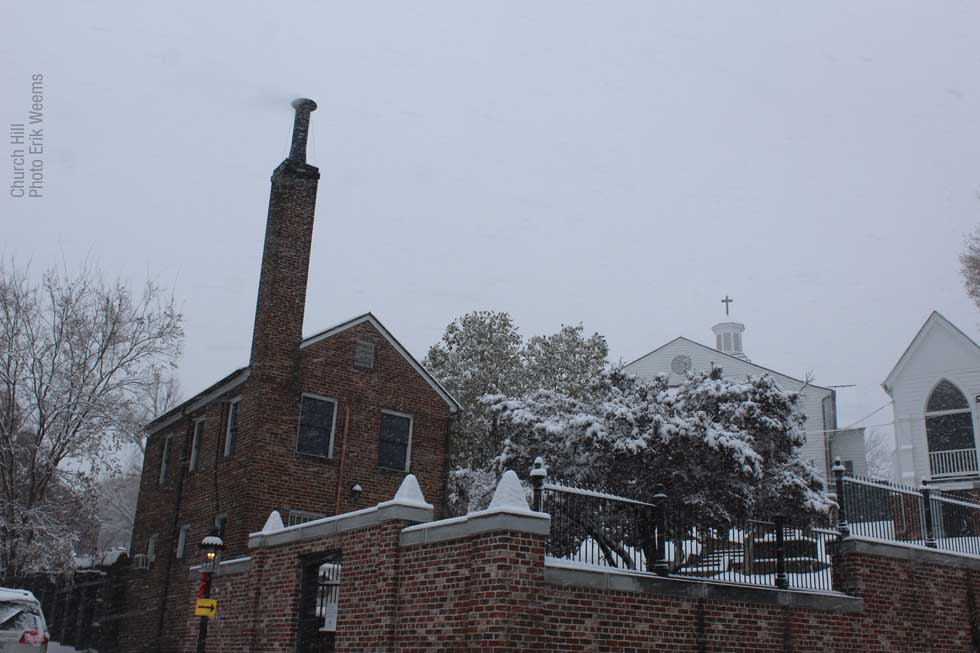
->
(712, 295), (748, 361)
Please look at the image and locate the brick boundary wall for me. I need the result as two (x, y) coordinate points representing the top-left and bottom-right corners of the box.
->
(169, 491), (980, 652)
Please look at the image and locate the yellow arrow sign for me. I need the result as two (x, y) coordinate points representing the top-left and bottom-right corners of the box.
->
(195, 598), (217, 618)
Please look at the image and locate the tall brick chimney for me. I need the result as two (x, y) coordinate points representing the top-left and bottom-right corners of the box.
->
(249, 98), (320, 384)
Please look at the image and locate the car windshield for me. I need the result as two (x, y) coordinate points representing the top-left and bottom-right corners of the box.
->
(0, 601), (40, 632)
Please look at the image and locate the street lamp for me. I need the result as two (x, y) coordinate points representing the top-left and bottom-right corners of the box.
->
(196, 529), (224, 653)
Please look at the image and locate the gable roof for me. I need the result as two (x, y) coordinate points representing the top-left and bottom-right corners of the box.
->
(882, 311), (980, 395)
(146, 312), (459, 436)
(624, 336), (833, 393)
(301, 312), (460, 413)
(145, 366), (251, 435)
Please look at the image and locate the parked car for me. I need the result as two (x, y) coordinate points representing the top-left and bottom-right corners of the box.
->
(0, 589), (48, 652)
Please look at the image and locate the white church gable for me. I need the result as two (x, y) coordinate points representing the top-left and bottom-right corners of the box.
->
(884, 312), (980, 488)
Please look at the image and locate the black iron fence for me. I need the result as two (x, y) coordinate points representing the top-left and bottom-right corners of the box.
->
(839, 468), (980, 556)
(535, 475), (834, 592)
(532, 456), (980, 594)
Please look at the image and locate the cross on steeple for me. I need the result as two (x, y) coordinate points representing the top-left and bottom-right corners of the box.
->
(721, 295), (733, 317)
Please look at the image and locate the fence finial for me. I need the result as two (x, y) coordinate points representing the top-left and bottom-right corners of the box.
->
(531, 457), (547, 512)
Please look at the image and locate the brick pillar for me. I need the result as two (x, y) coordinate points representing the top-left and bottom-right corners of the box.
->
(466, 530), (547, 652)
(395, 499), (552, 652)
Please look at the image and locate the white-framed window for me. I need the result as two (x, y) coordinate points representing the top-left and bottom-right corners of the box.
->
(147, 533), (159, 563)
(224, 398), (240, 457)
(176, 524), (191, 559)
(723, 332), (733, 351)
(378, 410), (413, 472)
(296, 394), (338, 458)
(159, 435), (172, 486)
(733, 332), (742, 353)
(925, 379), (976, 453)
(288, 510), (326, 527)
(189, 418), (205, 472)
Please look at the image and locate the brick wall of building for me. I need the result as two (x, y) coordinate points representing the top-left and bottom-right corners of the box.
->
(122, 320), (454, 650)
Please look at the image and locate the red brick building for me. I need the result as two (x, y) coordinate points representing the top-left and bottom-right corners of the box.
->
(121, 99), (459, 651)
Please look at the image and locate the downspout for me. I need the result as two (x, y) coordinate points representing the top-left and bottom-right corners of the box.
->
(334, 400), (351, 515)
(153, 408), (193, 652)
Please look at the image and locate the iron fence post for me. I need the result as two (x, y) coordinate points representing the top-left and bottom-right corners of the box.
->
(832, 457), (850, 539)
(530, 457), (546, 512)
(774, 516), (789, 590)
(652, 485), (669, 577)
(921, 484), (938, 548)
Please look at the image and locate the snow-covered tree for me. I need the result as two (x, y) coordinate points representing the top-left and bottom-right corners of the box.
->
(864, 428), (894, 480)
(523, 325), (608, 398)
(961, 224), (980, 312)
(489, 365), (831, 525)
(424, 311), (524, 471)
(423, 312), (608, 473)
(0, 260), (183, 581)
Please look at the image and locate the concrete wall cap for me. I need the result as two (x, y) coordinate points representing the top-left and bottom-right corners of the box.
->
(543, 560), (863, 613)
(249, 501), (433, 549)
(400, 506), (550, 546)
(841, 536), (980, 570)
(188, 556), (252, 577)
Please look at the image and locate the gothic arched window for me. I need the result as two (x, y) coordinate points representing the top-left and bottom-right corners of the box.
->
(925, 380), (975, 453)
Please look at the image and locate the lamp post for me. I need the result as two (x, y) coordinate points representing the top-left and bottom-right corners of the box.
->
(196, 529), (224, 653)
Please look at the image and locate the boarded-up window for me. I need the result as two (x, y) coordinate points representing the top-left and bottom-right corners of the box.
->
(354, 340), (375, 369)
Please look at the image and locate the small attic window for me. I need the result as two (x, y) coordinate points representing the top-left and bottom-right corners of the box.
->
(354, 340), (375, 369)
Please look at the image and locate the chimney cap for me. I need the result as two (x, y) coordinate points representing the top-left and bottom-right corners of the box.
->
(291, 97), (318, 112)
(287, 98), (318, 166)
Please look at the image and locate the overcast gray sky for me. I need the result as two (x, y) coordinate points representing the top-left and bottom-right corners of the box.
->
(4, 1), (980, 437)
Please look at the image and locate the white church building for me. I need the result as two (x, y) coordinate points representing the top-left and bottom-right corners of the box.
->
(884, 311), (980, 489)
(624, 314), (866, 485)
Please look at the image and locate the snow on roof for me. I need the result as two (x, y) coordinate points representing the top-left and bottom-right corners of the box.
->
(378, 474), (433, 510)
(488, 470), (530, 512)
(0, 588), (38, 604)
(100, 549), (128, 567)
(261, 510), (285, 534)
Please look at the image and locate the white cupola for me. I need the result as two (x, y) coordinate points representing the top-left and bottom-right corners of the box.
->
(712, 321), (748, 361)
